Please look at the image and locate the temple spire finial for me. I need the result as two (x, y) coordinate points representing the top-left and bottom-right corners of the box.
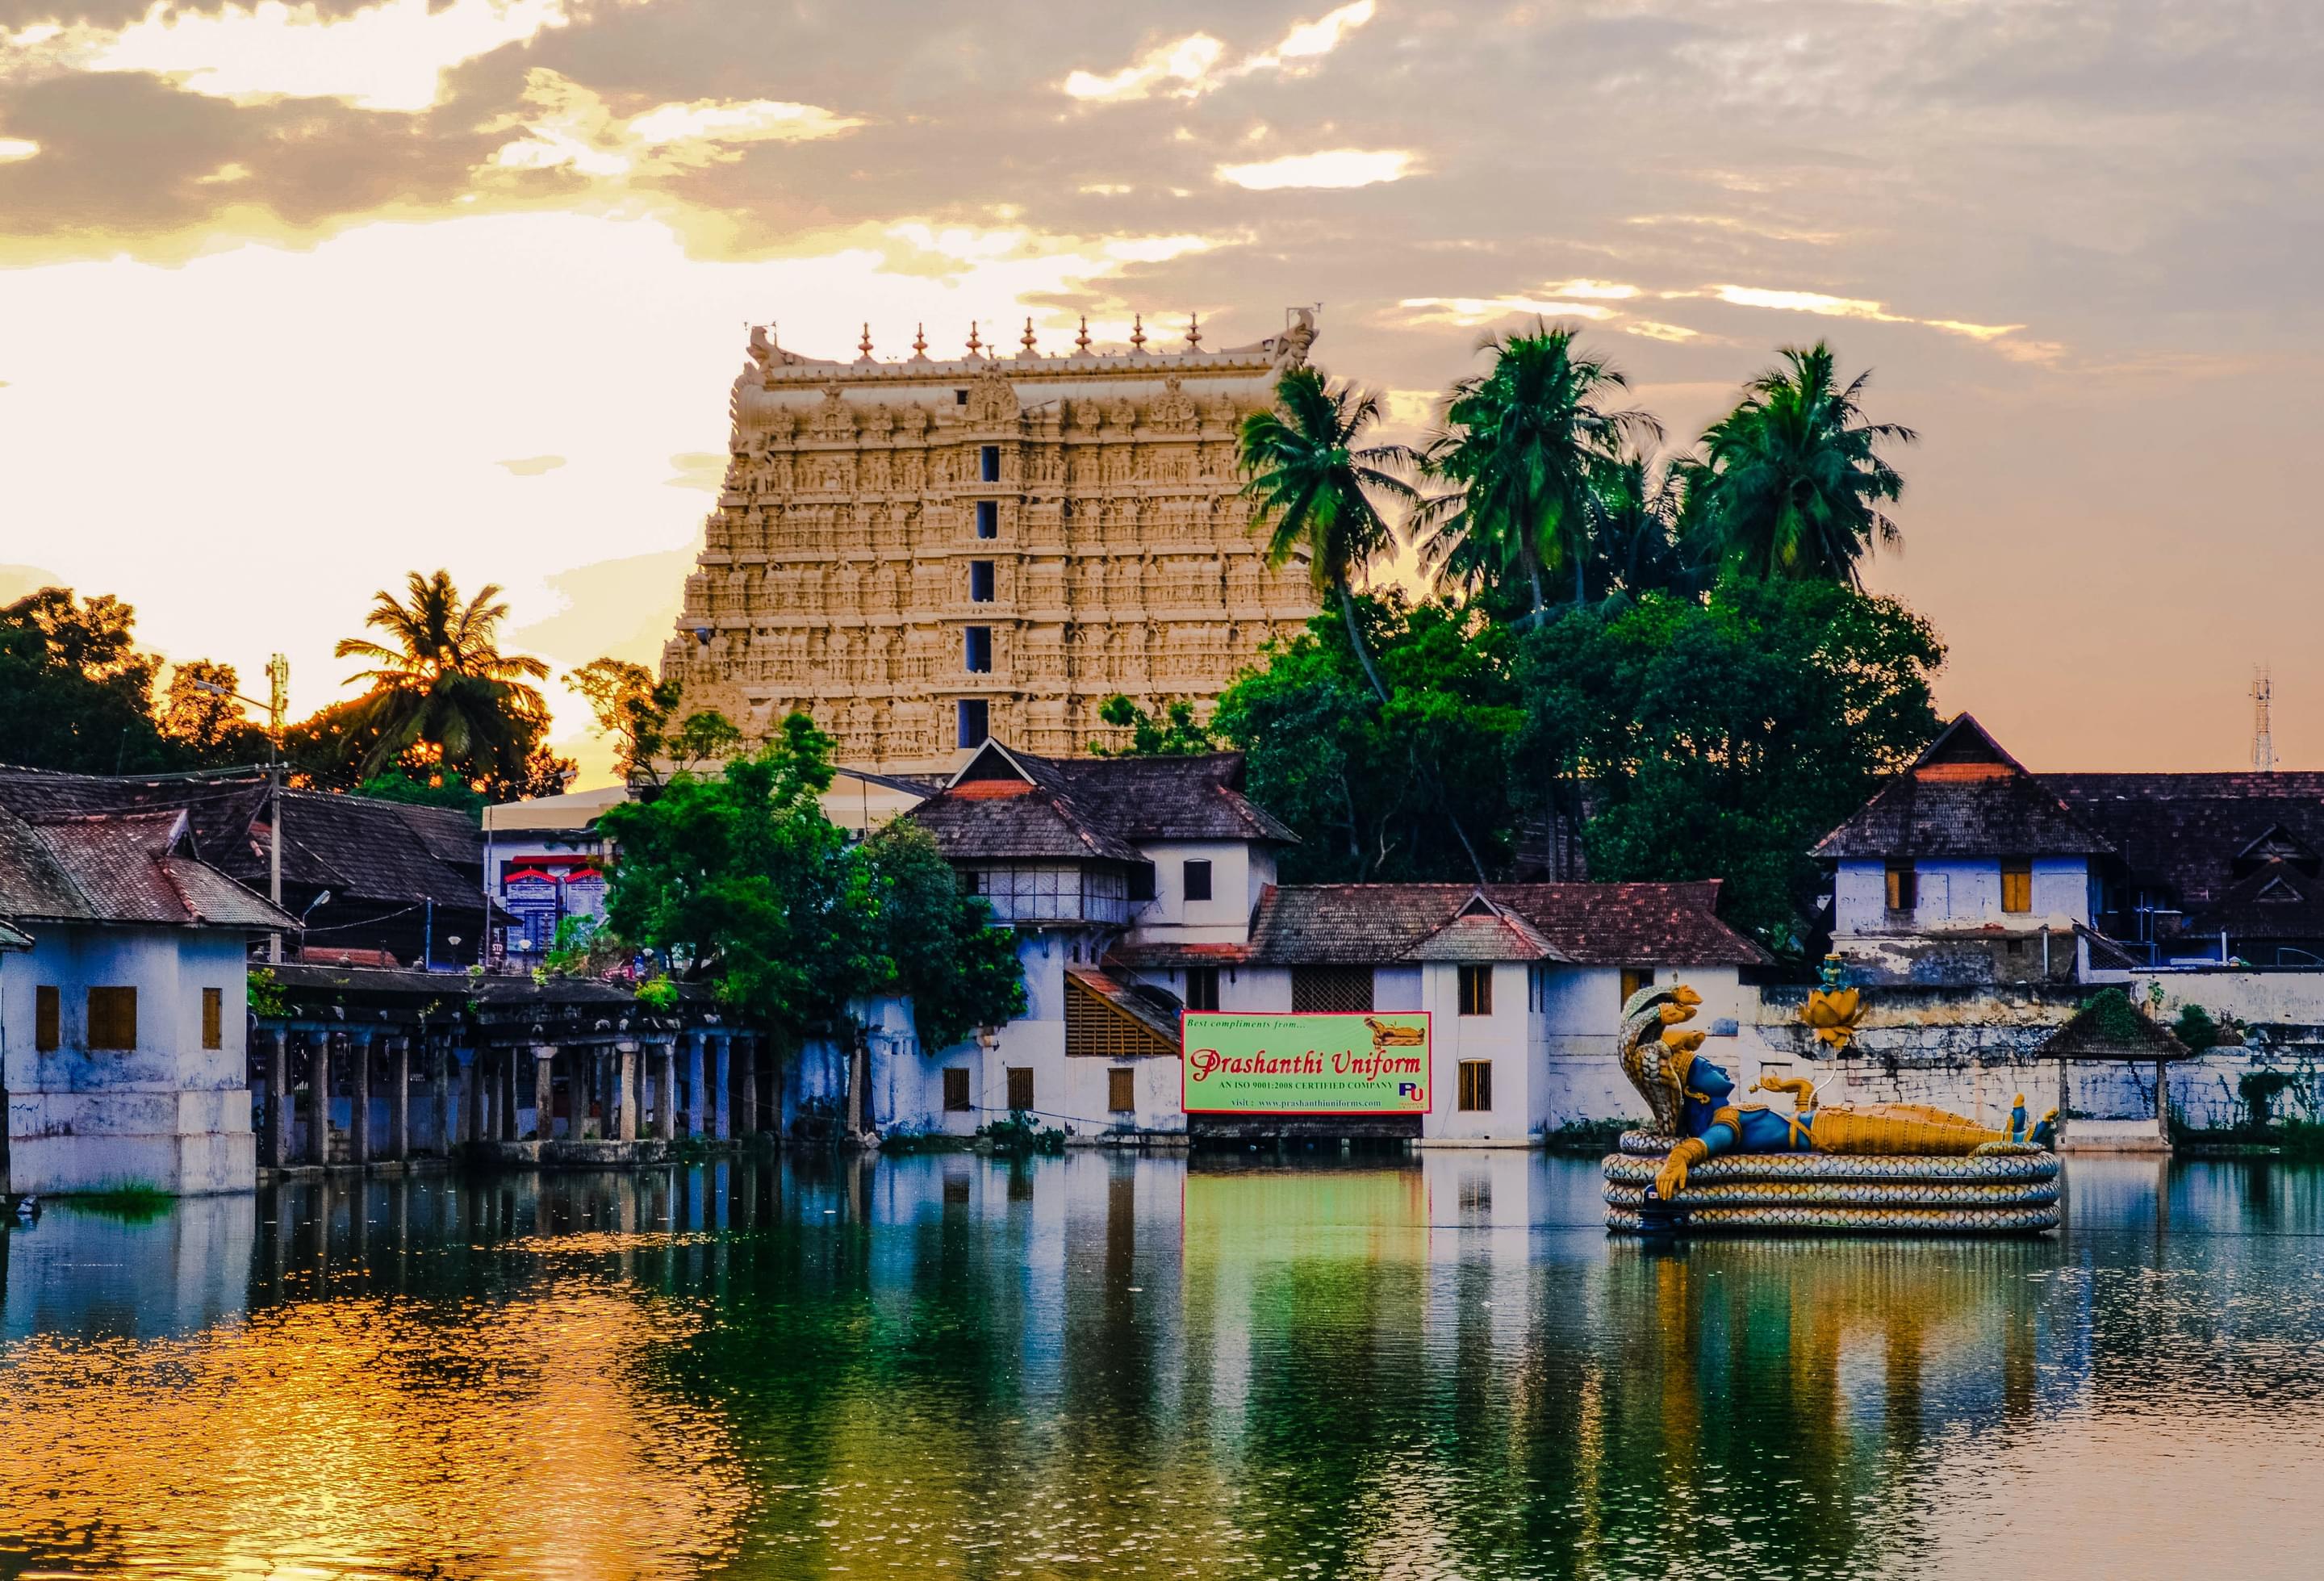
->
(858, 322), (874, 360)
(1020, 316), (1039, 356)
(1186, 311), (1202, 350)
(911, 322), (929, 360)
(1130, 312), (1147, 353)
(1075, 314), (1092, 354)
(966, 320), (982, 358)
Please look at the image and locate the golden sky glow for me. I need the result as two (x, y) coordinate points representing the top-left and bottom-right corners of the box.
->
(3, 0), (2322, 776)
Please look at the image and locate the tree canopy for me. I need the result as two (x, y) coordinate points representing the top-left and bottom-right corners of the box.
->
(595, 712), (1024, 1051)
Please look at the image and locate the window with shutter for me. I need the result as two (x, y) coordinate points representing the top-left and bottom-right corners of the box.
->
(202, 987), (223, 1050)
(2000, 859), (2034, 914)
(1458, 1060), (1493, 1112)
(87, 986), (136, 1052)
(1620, 967), (1653, 1006)
(1185, 965), (1220, 1011)
(1458, 964), (1494, 1016)
(1108, 1067), (1136, 1113)
(1006, 1065), (1035, 1111)
(1182, 859), (1212, 902)
(943, 1067), (972, 1111)
(36, 985), (60, 1052)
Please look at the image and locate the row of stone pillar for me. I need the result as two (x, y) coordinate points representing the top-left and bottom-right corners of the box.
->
(255, 1026), (767, 1169)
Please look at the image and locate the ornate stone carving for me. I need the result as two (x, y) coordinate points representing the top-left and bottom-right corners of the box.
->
(672, 320), (1323, 772)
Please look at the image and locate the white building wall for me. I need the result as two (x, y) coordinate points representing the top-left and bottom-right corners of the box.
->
(1131, 839), (1266, 943)
(1419, 962), (1531, 1144)
(3, 925), (257, 1194)
(1834, 856), (2092, 935)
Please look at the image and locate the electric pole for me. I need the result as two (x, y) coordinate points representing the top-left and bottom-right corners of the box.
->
(2253, 665), (2275, 775)
(267, 654), (289, 960)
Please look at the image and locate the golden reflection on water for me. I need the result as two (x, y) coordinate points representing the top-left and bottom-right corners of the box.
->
(0, 1205), (746, 1579)
(6, 1156), (2324, 1579)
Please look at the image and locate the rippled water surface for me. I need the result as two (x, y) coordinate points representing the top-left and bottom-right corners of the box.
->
(4, 1153), (2323, 1579)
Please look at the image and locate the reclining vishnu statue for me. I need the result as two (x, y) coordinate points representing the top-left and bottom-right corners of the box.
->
(1621, 984), (2057, 1207)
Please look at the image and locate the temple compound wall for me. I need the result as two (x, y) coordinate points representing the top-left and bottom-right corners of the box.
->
(662, 313), (1327, 775)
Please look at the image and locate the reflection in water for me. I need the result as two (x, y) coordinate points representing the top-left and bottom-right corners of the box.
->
(2, 1154), (2324, 1579)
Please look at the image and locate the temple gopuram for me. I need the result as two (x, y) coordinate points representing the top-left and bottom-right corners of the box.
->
(660, 309), (1325, 774)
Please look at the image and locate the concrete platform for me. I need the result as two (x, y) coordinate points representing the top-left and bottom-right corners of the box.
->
(2059, 1117), (2172, 1153)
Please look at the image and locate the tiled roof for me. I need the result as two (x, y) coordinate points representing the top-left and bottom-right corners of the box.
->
(1064, 964), (1184, 1046)
(2038, 1002), (2192, 1063)
(1240, 881), (1769, 966)
(909, 741), (1295, 864)
(0, 805), (298, 930)
(2046, 772), (2324, 922)
(1812, 714), (2113, 860)
(0, 766), (485, 912)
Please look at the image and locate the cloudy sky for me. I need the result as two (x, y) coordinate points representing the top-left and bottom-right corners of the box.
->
(2, 0), (2318, 782)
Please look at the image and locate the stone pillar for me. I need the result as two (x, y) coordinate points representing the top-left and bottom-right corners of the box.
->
(264, 1027), (291, 1169)
(534, 1045), (557, 1142)
(391, 1034), (412, 1162)
(713, 1035), (732, 1141)
(617, 1041), (639, 1141)
(652, 1039), (674, 1141)
(307, 1033), (333, 1166)
(737, 1036), (758, 1139)
(684, 1034), (707, 1137)
(463, 1047), (484, 1147)
(351, 1031), (376, 1167)
(501, 1048), (520, 1142)
(432, 1040), (452, 1155)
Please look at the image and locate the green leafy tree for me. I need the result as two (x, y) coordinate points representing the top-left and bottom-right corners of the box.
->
(1415, 323), (1660, 618)
(1212, 596), (1522, 882)
(1089, 695), (1219, 757)
(157, 659), (272, 766)
(1519, 578), (1944, 948)
(1237, 367), (1418, 703)
(566, 655), (741, 785)
(595, 712), (1025, 1055)
(332, 570), (556, 794)
(0, 588), (182, 772)
(1685, 341), (1916, 586)
(862, 819), (1028, 1050)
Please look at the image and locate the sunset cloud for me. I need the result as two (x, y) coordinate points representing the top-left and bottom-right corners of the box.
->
(1705, 283), (2023, 342)
(484, 69), (860, 180)
(0, 137), (36, 162)
(1064, 2), (1377, 103)
(86, 0), (579, 113)
(1218, 148), (1411, 190)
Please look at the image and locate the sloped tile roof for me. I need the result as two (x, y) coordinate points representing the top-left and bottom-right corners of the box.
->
(1812, 714), (2113, 860)
(0, 765), (484, 911)
(1242, 881), (1768, 966)
(1064, 964), (1185, 1047)
(909, 741), (1295, 864)
(2046, 772), (2324, 917)
(0, 805), (298, 930)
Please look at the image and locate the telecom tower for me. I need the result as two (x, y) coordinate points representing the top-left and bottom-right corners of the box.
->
(2253, 665), (2275, 773)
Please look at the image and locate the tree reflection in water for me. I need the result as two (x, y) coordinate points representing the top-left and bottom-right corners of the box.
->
(3, 1153), (2323, 1579)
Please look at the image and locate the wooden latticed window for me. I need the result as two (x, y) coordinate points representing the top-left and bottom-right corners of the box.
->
(1064, 974), (1176, 1060)
(87, 986), (136, 1052)
(1108, 1067), (1136, 1113)
(2001, 858), (2034, 914)
(1458, 1060), (1493, 1112)
(1006, 1065), (1035, 1112)
(201, 987), (223, 1050)
(1458, 965), (1494, 1016)
(943, 1067), (972, 1111)
(1291, 965), (1373, 1013)
(35, 985), (59, 1052)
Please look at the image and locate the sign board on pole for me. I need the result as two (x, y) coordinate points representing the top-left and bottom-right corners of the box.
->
(1181, 1011), (1432, 1115)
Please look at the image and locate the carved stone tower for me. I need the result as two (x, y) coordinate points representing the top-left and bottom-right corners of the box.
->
(662, 310), (1323, 774)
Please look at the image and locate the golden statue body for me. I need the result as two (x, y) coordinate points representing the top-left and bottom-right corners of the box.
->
(1616, 983), (2058, 1215)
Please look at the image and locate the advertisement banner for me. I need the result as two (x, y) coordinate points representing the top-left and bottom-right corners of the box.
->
(1181, 1011), (1432, 1115)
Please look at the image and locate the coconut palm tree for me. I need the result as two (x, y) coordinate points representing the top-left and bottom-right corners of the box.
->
(1687, 341), (1916, 586)
(1237, 367), (1418, 704)
(1591, 450), (1698, 599)
(1413, 323), (1661, 618)
(333, 570), (551, 785)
